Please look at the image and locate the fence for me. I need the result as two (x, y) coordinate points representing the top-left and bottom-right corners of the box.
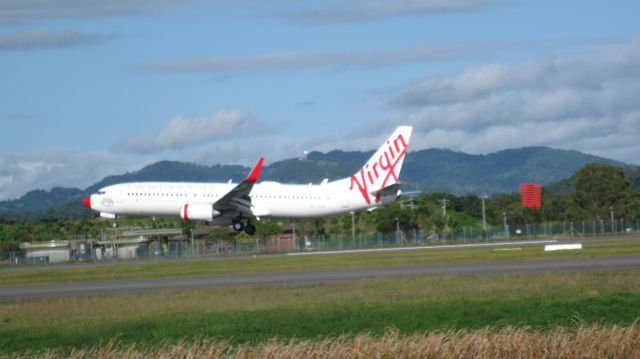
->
(2, 218), (640, 266)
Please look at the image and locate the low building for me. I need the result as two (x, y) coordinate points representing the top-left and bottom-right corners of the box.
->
(19, 241), (70, 263)
(97, 227), (186, 259)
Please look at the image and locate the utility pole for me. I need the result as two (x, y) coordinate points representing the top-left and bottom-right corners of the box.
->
(481, 195), (487, 232)
(190, 229), (194, 257)
(440, 199), (449, 217)
(610, 206), (614, 233)
(351, 211), (355, 245)
(293, 222), (296, 247)
(503, 211), (509, 237)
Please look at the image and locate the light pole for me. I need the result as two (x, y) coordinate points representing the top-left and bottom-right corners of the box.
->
(351, 211), (355, 245)
(396, 217), (400, 244)
(481, 195), (488, 234)
(610, 206), (614, 233)
(190, 229), (194, 257)
(440, 199), (449, 217)
(292, 222), (296, 248)
(503, 211), (509, 237)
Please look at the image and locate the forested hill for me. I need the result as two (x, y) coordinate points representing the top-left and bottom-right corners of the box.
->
(401, 147), (625, 194)
(0, 146), (632, 221)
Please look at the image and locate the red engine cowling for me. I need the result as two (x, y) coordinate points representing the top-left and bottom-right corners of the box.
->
(180, 204), (221, 221)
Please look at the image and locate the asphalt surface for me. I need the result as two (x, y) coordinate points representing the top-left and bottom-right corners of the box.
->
(1, 255), (639, 301)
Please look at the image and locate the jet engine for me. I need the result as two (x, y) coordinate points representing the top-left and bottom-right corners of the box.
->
(180, 204), (221, 221)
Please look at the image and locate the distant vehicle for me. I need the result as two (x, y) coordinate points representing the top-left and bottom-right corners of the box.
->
(83, 126), (412, 234)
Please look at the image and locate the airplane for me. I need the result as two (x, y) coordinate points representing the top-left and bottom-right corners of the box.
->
(82, 126), (412, 235)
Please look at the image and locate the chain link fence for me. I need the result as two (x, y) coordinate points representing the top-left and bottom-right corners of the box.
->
(2, 218), (640, 266)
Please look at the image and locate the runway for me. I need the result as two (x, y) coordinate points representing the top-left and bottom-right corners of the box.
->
(1, 255), (639, 301)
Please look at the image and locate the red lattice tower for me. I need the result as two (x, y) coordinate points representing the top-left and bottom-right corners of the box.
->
(519, 183), (542, 210)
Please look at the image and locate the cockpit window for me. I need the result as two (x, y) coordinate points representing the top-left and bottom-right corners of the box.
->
(97, 191), (106, 195)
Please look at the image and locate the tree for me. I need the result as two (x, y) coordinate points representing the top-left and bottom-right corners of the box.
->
(541, 191), (572, 221)
(452, 195), (483, 218)
(627, 190), (640, 220)
(0, 238), (20, 256)
(574, 163), (632, 219)
(255, 220), (282, 237)
(373, 203), (413, 232)
(206, 227), (234, 241)
(300, 219), (326, 237)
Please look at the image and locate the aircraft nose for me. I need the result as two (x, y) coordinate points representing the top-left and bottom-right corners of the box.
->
(82, 195), (91, 209)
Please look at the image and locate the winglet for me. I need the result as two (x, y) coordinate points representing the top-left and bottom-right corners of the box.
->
(245, 157), (264, 183)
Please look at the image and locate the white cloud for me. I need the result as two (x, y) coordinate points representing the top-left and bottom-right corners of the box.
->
(185, 136), (311, 167)
(384, 38), (640, 165)
(0, 0), (492, 25)
(137, 42), (515, 74)
(285, 0), (492, 24)
(118, 109), (265, 154)
(0, 149), (141, 201)
(0, 0), (186, 21)
(0, 29), (115, 51)
(0, 175), (12, 187)
(4, 112), (35, 121)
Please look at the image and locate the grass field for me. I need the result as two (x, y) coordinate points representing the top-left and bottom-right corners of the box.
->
(1, 237), (639, 356)
(1, 267), (640, 354)
(1, 237), (639, 286)
(13, 324), (640, 358)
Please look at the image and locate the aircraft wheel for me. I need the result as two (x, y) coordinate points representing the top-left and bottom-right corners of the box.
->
(245, 224), (256, 235)
(232, 221), (244, 232)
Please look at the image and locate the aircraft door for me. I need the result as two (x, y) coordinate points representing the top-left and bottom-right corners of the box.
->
(114, 188), (125, 203)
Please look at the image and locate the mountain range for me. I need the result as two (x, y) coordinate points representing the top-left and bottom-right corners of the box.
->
(0, 146), (633, 222)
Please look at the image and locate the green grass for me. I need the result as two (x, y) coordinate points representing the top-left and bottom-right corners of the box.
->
(1, 237), (639, 286)
(1, 269), (640, 353)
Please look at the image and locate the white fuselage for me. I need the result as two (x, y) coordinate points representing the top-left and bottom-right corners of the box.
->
(89, 178), (395, 222)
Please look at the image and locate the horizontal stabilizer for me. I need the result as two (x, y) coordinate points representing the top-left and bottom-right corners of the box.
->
(370, 183), (401, 203)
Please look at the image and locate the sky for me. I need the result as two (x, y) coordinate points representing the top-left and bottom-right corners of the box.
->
(1, 0), (639, 200)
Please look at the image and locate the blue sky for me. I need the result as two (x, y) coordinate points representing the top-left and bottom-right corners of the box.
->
(1, 0), (639, 200)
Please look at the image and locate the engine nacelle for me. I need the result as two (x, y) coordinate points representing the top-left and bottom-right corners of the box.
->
(180, 204), (221, 221)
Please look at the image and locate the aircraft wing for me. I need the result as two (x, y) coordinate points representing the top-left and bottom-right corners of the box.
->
(213, 157), (264, 216)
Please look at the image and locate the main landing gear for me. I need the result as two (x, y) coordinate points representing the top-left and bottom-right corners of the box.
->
(232, 218), (256, 235)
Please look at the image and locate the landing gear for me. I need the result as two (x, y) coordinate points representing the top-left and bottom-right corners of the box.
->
(244, 223), (256, 235)
(232, 219), (244, 232)
(232, 217), (257, 235)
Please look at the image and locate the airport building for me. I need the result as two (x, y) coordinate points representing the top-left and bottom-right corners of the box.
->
(18, 227), (186, 263)
(19, 241), (71, 263)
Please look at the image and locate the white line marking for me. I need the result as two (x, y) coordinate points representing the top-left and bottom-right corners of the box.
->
(545, 243), (582, 251)
(286, 240), (558, 256)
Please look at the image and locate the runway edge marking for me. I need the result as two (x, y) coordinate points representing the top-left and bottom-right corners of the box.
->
(287, 240), (558, 256)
